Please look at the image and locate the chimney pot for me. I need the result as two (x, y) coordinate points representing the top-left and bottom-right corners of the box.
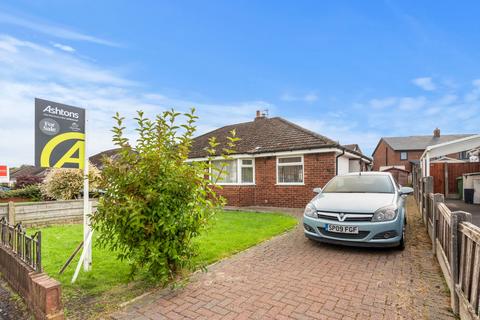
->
(433, 128), (441, 138)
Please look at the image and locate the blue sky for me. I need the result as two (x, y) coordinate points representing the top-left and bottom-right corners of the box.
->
(1, 1), (480, 165)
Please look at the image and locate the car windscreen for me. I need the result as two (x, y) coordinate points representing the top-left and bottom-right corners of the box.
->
(322, 175), (395, 194)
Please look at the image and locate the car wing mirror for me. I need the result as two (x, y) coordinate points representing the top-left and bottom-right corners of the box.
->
(313, 187), (322, 194)
(399, 187), (414, 195)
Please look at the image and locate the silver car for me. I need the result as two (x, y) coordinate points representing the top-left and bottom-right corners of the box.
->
(303, 172), (413, 249)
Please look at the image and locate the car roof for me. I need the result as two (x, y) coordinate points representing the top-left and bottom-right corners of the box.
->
(339, 171), (392, 177)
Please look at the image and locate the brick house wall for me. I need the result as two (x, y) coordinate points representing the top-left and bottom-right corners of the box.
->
(216, 152), (336, 208)
(373, 140), (464, 173)
(372, 140), (423, 172)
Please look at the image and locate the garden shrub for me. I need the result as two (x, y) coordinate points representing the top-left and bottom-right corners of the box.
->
(41, 164), (101, 200)
(91, 109), (238, 282)
(15, 175), (43, 189)
(0, 185), (43, 201)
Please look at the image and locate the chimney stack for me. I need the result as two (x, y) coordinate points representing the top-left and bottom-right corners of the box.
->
(433, 128), (441, 138)
(255, 110), (265, 120)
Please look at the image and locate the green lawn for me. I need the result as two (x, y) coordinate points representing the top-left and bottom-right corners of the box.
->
(34, 211), (297, 318)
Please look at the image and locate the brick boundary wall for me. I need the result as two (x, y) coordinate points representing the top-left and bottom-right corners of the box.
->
(0, 246), (63, 319)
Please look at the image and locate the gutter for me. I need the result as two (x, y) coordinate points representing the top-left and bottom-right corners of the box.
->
(335, 148), (345, 175)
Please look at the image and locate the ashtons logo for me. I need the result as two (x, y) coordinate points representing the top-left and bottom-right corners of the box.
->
(43, 105), (79, 119)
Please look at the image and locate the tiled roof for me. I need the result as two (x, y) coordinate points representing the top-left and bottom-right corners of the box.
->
(10, 166), (48, 179)
(89, 148), (122, 169)
(343, 144), (362, 154)
(189, 117), (339, 158)
(382, 134), (474, 151)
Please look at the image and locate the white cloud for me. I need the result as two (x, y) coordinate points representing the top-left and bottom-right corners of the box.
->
(369, 97), (397, 109)
(412, 77), (436, 91)
(0, 12), (118, 47)
(0, 34), (273, 166)
(280, 92), (318, 103)
(53, 43), (75, 52)
(304, 93), (318, 103)
(398, 96), (426, 110)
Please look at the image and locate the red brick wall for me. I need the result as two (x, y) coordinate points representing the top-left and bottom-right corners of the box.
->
(0, 246), (64, 319)
(217, 153), (336, 208)
(372, 140), (423, 172)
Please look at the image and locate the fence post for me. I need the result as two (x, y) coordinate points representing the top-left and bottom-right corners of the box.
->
(36, 231), (42, 272)
(424, 177), (433, 224)
(7, 201), (15, 225)
(419, 178), (424, 217)
(450, 210), (473, 315)
(432, 193), (444, 255)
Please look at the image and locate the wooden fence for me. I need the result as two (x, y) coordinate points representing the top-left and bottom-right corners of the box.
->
(415, 176), (480, 319)
(430, 162), (480, 196)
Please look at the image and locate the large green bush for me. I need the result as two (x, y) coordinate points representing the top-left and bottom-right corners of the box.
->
(91, 109), (238, 282)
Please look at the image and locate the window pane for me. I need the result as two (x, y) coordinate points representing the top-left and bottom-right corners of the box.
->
(212, 160), (237, 183)
(241, 167), (253, 183)
(242, 159), (253, 165)
(278, 165), (303, 183)
(279, 157), (302, 164)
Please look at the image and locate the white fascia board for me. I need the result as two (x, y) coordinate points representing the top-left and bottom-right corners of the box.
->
(343, 151), (372, 163)
(187, 148), (341, 162)
(188, 147), (372, 163)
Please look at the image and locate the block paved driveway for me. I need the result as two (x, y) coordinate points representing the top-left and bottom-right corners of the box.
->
(113, 198), (455, 320)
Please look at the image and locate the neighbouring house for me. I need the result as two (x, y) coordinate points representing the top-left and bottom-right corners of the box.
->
(9, 165), (49, 186)
(188, 111), (372, 208)
(372, 128), (475, 174)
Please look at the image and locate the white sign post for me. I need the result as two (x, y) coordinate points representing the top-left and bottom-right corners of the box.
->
(72, 112), (92, 283)
(83, 140), (92, 271)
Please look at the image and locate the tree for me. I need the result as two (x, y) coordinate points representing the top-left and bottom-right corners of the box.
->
(15, 175), (43, 189)
(41, 164), (101, 200)
(91, 108), (238, 282)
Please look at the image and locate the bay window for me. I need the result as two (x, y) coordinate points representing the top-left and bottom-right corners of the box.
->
(277, 156), (304, 184)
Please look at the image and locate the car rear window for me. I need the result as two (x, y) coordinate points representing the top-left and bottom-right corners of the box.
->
(322, 175), (395, 194)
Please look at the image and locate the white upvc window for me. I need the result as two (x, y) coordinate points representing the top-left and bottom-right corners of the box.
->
(277, 155), (304, 185)
(211, 158), (255, 185)
(240, 159), (254, 183)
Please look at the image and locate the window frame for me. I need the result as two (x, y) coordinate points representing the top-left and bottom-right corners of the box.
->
(210, 158), (255, 185)
(400, 151), (408, 160)
(276, 155), (305, 186)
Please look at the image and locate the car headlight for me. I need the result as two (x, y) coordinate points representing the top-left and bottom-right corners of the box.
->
(304, 203), (317, 218)
(372, 206), (397, 222)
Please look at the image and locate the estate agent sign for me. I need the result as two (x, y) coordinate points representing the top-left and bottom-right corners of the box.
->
(0, 165), (8, 183)
(35, 98), (86, 169)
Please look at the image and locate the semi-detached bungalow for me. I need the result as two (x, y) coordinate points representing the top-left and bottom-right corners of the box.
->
(189, 111), (372, 208)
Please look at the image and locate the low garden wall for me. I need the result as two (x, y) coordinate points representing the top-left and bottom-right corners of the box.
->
(0, 247), (63, 320)
(0, 199), (98, 226)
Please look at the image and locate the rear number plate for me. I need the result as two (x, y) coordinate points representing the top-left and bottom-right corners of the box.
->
(326, 224), (359, 234)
